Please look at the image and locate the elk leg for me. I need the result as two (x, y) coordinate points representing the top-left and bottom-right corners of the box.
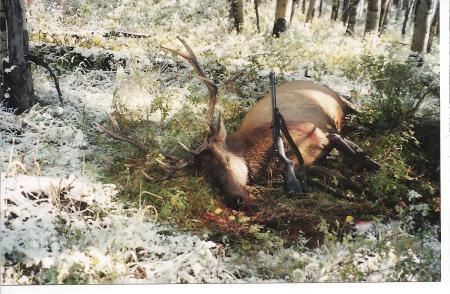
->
(309, 165), (378, 200)
(308, 165), (364, 193)
(327, 134), (381, 171)
(312, 144), (334, 166)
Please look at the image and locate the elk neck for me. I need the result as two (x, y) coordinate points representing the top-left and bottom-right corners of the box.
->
(225, 124), (278, 183)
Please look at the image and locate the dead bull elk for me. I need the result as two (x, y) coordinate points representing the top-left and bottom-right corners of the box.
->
(99, 37), (381, 210)
(159, 37), (381, 209)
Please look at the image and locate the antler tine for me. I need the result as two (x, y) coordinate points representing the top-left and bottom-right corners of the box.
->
(162, 36), (218, 132)
(177, 140), (195, 154)
(95, 122), (148, 152)
(158, 156), (194, 181)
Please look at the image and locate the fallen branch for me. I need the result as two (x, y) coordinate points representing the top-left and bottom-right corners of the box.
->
(28, 54), (64, 106)
(39, 30), (151, 40)
(30, 44), (127, 71)
(102, 31), (151, 38)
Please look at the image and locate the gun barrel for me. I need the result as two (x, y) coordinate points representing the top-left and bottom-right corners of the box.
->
(270, 71), (279, 141)
(269, 71), (303, 195)
(270, 71), (277, 111)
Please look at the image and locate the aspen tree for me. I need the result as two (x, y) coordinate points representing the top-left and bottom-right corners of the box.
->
(273, 0), (294, 36)
(411, 0), (437, 53)
(365, 0), (382, 33)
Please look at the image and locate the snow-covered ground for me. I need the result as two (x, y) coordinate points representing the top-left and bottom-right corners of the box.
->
(0, 68), (247, 284)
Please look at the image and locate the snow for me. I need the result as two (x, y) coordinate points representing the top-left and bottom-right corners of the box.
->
(0, 171), (242, 284)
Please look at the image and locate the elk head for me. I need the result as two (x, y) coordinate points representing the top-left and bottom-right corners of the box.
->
(162, 37), (252, 209)
(195, 114), (252, 208)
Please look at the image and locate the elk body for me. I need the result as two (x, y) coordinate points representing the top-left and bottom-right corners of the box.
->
(196, 80), (380, 208)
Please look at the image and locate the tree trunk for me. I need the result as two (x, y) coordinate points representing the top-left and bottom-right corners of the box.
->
(305, 0), (316, 22)
(331, 0), (340, 20)
(1, 0), (7, 100)
(403, 0), (409, 9)
(231, 0), (244, 33)
(396, 0), (404, 21)
(411, 0), (437, 53)
(402, 0), (416, 36)
(3, 0), (36, 112)
(365, 0), (381, 34)
(346, 0), (361, 34)
(341, 0), (350, 24)
(273, 0), (293, 36)
(254, 0), (260, 32)
(302, 0), (307, 14)
(379, 0), (392, 34)
(289, 0), (297, 26)
(426, 1), (439, 52)
(357, 0), (365, 17)
(318, 0), (323, 17)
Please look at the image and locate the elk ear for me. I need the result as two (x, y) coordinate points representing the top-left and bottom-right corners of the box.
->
(214, 113), (227, 142)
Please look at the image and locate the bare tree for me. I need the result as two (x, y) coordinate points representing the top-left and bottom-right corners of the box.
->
(318, 0), (323, 16)
(365, 0), (382, 33)
(273, 0), (294, 36)
(426, 0), (439, 52)
(289, 0), (297, 26)
(230, 0), (244, 33)
(346, 0), (361, 35)
(341, 0), (350, 24)
(396, 0), (404, 21)
(402, 0), (417, 36)
(379, 0), (392, 34)
(254, 0), (260, 32)
(302, 0), (307, 14)
(358, 0), (366, 17)
(2, 0), (36, 112)
(305, 0), (316, 22)
(0, 0), (7, 100)
(331, 0), (341, 20)
(411, 0), (437, 53)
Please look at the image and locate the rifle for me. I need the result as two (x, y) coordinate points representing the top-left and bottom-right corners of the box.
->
(270, 72), (304, 196)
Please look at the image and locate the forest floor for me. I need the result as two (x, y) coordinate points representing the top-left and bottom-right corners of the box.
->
(0, 0), (442, 284)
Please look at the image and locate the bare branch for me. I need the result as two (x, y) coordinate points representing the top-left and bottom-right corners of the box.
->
(28, 54), (63, 106)
(95, 122), (148, 152)
(403, 87), (436, 120)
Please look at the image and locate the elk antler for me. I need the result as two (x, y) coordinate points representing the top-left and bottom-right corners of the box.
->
(95, 122), (149, 152)
(162, 36), (218, 139)
(157, 36), (220, 178)
(96, 38), (218, 181)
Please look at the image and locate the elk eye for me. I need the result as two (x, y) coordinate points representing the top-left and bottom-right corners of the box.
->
(225, 156), (230, 162)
